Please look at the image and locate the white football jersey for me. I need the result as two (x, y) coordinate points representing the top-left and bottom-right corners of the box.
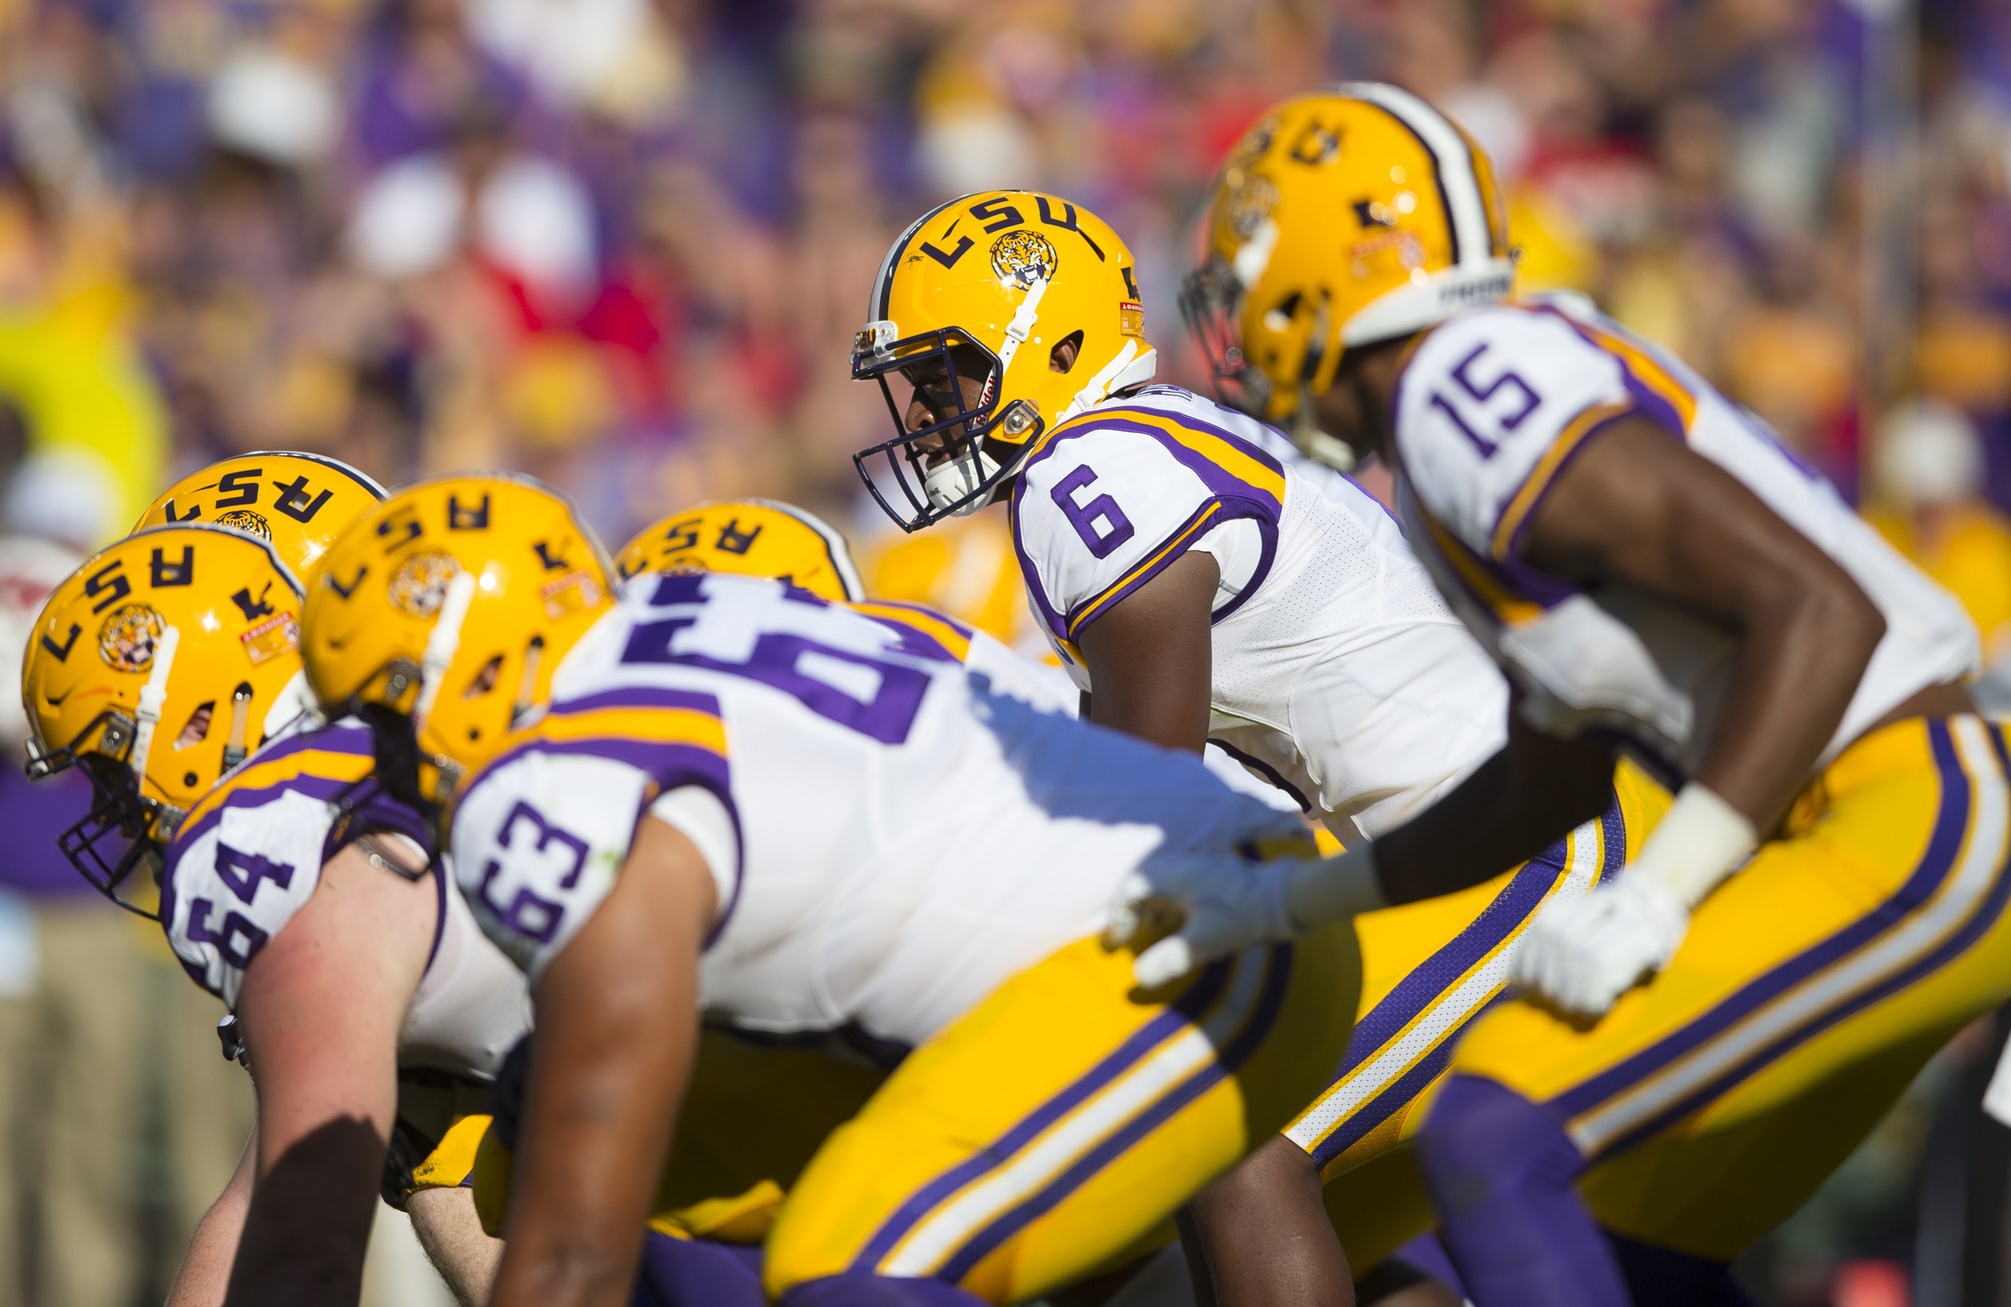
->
(1007, 383), (1507, 840)
(450, 571), (1302, 1048)
(1393, 296), (1980, 779)
(163, 715), (529, 1079)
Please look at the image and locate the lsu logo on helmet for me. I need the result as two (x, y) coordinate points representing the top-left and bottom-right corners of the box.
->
(852, 190), (1159, 532)
(300, 474), (613, 802)
(1181, 84), (1514, 449)
(98, 603), (166, 673)
(138, 451), (387, 581)
(615, 499), (865, 603)
(21, 525), (309, 915)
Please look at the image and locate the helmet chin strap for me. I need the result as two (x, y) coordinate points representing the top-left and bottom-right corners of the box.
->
(412, 570), (478, 737)
(127, 624), (181, 783)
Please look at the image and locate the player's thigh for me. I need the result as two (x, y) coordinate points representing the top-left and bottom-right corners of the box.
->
(765, 929), (1359, 1304)
(1456, 716), (2011, 1257)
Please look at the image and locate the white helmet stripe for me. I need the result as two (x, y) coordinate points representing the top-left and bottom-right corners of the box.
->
(1336, 82), (1492, 269)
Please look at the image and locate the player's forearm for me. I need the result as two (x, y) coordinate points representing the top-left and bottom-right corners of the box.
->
(492, 819), (708, 1307)
(222, 1117), (384, 1307)
(1700, 576), (1883, 832)
(408, 1186), (504, 1307)
(166, 1129), (257, 1307)
(1372, 725), (1615, 905)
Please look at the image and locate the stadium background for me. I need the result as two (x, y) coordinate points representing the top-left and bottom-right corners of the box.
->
(0, 0), (2003, 1304)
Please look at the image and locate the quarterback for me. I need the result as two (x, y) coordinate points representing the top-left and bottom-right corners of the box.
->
(21, 455), (527, 1307)
(1141, 84), (2005, 1306)
(848, 187), (1663, 1300)
(299, 474), (1358, 1307)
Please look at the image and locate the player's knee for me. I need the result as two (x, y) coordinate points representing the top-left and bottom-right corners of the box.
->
(1416, 1074), (1584, 1210)
(1194, 1132), (1322, 1210)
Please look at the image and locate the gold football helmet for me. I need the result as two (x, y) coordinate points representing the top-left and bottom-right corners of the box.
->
(615, 500), (864, 603)
(853, 190), (1158, 530)
(136, 451), (387, 582)
(300, 474), (613, 803)
(1182, 84), (1513, 449)
(22, 525), (309, 913)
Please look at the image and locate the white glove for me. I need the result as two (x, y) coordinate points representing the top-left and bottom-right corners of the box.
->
(1511, 874), (1689, 1018)
(1107, 851), (1300, 990)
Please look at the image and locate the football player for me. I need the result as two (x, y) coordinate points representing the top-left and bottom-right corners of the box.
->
(848, 189), (1664, 1301)
(22, 453), (528, 1307)
(1134, 84), (2006, 1306)
(299, 473), (1359, 1307)
(617, 498), (1083, 717)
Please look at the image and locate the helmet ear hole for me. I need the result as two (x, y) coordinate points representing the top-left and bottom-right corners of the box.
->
(1049, 331), (1083, 374)
(173, 702), (215, 751)
(463, 656), (504, 699)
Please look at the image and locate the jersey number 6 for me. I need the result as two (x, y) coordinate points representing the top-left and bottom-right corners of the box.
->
(1052, 465), (1136, 559)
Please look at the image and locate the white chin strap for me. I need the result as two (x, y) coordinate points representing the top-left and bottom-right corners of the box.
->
(127, 624), (181, 783)
(411, 570), (478, 736)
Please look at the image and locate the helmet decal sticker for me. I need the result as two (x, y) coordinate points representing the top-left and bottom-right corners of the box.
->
(99, 604), (166, 673)
(240, 612), (300, 665)
(991, 231), (1058, 291)
(215, 509), (273, 540)
(540, 570), (605, 619)
(388, 551), (462, 617)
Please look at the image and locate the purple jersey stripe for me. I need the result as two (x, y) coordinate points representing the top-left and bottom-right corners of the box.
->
(935, 944), (1295, 1284)
(1093, 394), (1288, 475)
(1583, 721), (2011, 1158)
(1208, 516), (1280, 628)
(848, 958), (1235, 1272)
(241, 719), (374, 769)
(1049, 415), (1285, 510)
(475, 734), (731, 794)
(1006, 489), (1071, 641)
(1551, 719), (1972, 1122)
(169, 772), (361, 863)
(860, 599), (977, 640)
(549, 685), (723, 719)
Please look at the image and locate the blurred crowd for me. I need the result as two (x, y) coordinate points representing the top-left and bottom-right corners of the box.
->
(2, 0), (2011, 1303)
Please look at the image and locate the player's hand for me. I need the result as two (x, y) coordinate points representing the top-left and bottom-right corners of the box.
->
(1511, 873), (1688, 1017)
(1106, 849), (1301, 990)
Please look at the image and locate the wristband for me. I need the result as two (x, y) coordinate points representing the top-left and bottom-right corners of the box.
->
(1284, 841), (1388, 930)
(1628, 782), (1758, 909)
